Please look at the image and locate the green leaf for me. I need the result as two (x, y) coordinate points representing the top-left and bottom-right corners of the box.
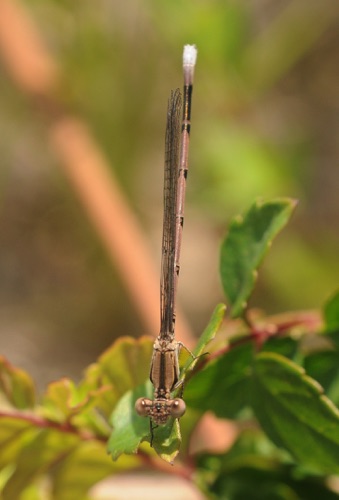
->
(108, 381), (152, 460)
(303, 333), (339, 407)
(41, 378), (109, 428)
(261, 336), (300, 361)
(16, 482), (43, 500)
(220, 198), (297, 318)
(51, 441), (137, 500)
(211, 462), (339, 500)
(79, 336), (154, 418)
(0, 417), (36, 471)
(0, 403), (138, 498)
(2, 430), (79, 499)
(151, 419), (183, 464)
(305, 351), (339, 408)
(185, 342), (253, 418)
(77, 363), (115, 419)
(324, 290), (339, 331)
(180, 303), (226, 378)
(252, 352), (339, 474)
(0, 357), (36, 409)
(42, 379), (83, 423)
(98, 336), (153, 397)
(198, 430), (339, 500)
(193, 304), (226, 358)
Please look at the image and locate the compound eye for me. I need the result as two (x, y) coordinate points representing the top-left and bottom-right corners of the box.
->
(170, 398), (186, 418)
(135, 398), (151, 417)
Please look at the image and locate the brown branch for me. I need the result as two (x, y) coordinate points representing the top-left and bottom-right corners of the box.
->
(188, 309), (322, 377)
(0, 408), (106, 442)
(0, 409), (196, 478)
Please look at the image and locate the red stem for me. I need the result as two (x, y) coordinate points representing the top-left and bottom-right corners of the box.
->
(0, 409), (106, 442)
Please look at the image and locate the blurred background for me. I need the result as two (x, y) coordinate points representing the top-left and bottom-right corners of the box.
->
(0, 0), (338, 389)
